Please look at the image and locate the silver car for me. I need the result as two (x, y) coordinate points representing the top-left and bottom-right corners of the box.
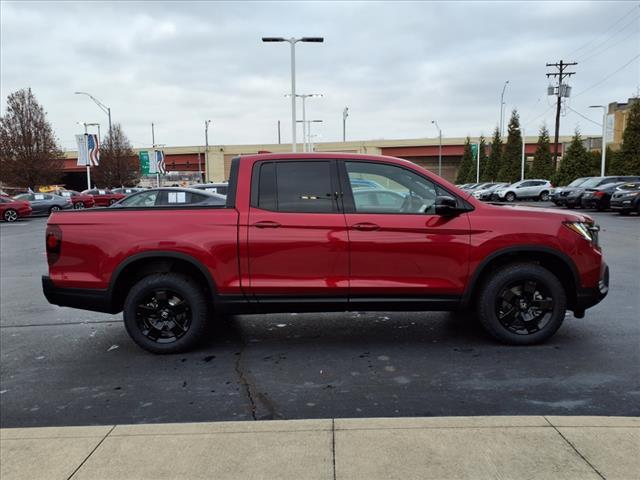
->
(13, 193), (73, 215)
(493, 179), (553, 202)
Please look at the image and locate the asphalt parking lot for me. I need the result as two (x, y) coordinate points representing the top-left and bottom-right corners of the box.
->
(1, 206), (639, 428)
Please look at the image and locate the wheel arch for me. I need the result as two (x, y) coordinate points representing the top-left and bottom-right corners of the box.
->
(109, 251), (217, 312)
(462, 246), (580, 311)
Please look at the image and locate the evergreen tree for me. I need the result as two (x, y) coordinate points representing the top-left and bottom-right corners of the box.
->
(484, 127), (502, 181)
(0, 88), (64, 189)
(497, 110), (522, 183)
(477, 135), (489, 181)
(554, 130), (593, 186)
(92, 124), (139, 187)
(606, 146), (624, 175)
(455, 137), (473, 184)
(618, 99), (640, 175)
(530, 124), (554, 179)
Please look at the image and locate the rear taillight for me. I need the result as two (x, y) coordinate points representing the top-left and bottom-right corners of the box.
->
(46, 224), (62, 265)
(595, 191), (605, 198)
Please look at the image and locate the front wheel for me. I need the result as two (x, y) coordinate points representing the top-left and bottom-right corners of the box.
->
(109, 199), (117, 205)
(74, 202), (85, 209)
(476, 263), (567, 345)
(49, 206), (61, 214)
(505, 192), (516, 202)
(3, 209), (18, 222)
(123, 273), (210, 354)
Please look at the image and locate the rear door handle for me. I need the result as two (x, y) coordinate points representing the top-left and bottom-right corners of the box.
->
(352, 222), (380, 231)
(253, 221), (281, 229)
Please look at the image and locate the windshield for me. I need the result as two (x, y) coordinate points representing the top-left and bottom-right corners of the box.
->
(567, 178), (589, 187)
(619, 183), (640, 191)
(580, 178), (606, 189)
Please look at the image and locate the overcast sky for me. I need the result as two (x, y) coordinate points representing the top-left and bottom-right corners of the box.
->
(1, 1), (639, 150)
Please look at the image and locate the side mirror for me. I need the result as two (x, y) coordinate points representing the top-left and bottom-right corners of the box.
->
(435, 195), (460, 216)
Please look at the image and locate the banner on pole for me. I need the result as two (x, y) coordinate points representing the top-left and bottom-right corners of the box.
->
(605, 114), (615, 143)
(155, 150), (166, 175)
(76, 134), (89, 166)
(87, 134), (100, 166)
(470, 144), (478, 158)
(139, 151), (156, 175)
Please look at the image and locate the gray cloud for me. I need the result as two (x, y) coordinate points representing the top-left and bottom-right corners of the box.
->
(1, 1), (638, 150)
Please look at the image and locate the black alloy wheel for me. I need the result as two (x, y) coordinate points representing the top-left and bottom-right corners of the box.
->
(135, 289), (191, 344)
(74, 202), (85, 209)
(496, 280), (554, 335)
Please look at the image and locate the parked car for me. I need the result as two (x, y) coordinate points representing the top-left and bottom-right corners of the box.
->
(472, 183), (509, 200)
(580, 182), (626, 211)
(43, 153), (608, 354)
(53, 190), (95, 209)
(13, 193), (73, 215)
(341, 178), (384, 191)
(551, 177), (591, 207)
(0, 196), (32, 222)
(110, 188), (226, 208)
(352, 188), (409, 213)
(610, 182), (640, 215)
(81, 188), (126, 206)
(564, 176), (640, 208)
(189, 182), (230, 195)
(492, 180), (553, 202)
(112, 187), (146, 196)
(460, 183), (481, 191)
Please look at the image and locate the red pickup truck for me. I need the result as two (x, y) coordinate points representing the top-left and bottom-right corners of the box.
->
(43, 153), (609, 353)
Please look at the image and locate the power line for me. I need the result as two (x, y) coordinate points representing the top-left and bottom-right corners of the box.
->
(579, 27), (640, 63)
(573, 53), (640, 98)
(522, 105), (555, 129)
(577, 14), (640, 62)
(565, 106), (602, 127)
(567, 4), (640, 57)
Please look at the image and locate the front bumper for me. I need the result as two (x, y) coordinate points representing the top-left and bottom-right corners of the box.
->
(42, 276), (116, 313)
(574, 263), (609, 314)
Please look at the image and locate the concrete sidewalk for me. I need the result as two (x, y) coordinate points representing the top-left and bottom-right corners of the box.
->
(1, 416), (638, 480)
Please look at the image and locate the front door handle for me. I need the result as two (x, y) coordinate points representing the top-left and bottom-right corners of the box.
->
(352, 222), (380, 231)
(253, 221), (281, 229)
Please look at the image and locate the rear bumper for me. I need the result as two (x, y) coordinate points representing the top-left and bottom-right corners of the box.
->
(42, 276), (117, 313)
(574, 263), (609, 313)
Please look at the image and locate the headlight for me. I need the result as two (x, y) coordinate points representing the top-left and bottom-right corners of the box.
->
(563, 221), (599, 247)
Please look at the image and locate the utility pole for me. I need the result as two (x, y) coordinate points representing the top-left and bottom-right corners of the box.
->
(546, 60), (577, 170)
(499, 81), (509, 138)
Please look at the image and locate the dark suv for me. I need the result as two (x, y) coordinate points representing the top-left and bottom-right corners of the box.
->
(565, 176), (640, 208)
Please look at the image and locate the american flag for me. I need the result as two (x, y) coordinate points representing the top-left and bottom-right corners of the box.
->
(87, 134), (100, 166)
(155, 150), (166, 174)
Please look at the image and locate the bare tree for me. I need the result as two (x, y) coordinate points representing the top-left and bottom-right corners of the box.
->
(0, 88), (64, 189)
(93, 123), (139, 187)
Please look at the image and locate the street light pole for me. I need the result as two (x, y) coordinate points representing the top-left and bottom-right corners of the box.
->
(204, 120), (211, 183)
(75, 91), (112, 138)
(343, 107), (349, 142)
(262, 36), (324, 152)
(521, 128), (526, 181)
(500, 80), (509, 138)
(589, 105), (607, 176)
(431, 120), (442, 177)
(287, 93), (322, 152)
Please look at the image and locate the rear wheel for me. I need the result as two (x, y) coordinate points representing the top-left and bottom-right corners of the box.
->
(123, 273), (210, 354)
(539, 191), (550, 202)
(477, 263), (566, 345)
(74, 202), (85, 209)
(505, 192), (516, 202)
(49, 206), (61, 214)
(3, 209), (18, 222)
(109, 199), (117, 205)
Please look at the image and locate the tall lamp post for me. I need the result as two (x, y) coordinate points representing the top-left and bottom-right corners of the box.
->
(286, 93), (322, 152)
(262, 36), (324, 152)
(589, 105), (607, 176)
(431, 120), (442, 177)
(75, 92), (112, 138)
(521, 128), (526, 181)
(297, 119), (323, 151)
(343, 107), (349, 142)
(204, 120), (211, 183)
(499, 80), (509, 138)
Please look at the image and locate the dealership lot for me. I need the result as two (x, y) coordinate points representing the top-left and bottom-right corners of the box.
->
(1, 208), (638, 428)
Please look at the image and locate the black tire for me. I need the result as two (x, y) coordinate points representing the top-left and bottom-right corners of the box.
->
(539, 191), (550, 202)
(49, 206), (61, 214)
(3, 209), (18, 222)
(619, 210), (630, 216)
(476, 263), (567, 345)
(74, 202), (85, 210)
(109, 199), (117, 205)
(123, 273), (210, 354)
(505, 192), (516, 202)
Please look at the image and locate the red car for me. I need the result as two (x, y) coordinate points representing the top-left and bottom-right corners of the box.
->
(43, 153), (608, 353)
(0, 196), (32, 222)
(81, 188), (125, 207)
(54, 190), (96, 209)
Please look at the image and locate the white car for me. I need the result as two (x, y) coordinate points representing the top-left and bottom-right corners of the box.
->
(493, 180), (553, 202)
